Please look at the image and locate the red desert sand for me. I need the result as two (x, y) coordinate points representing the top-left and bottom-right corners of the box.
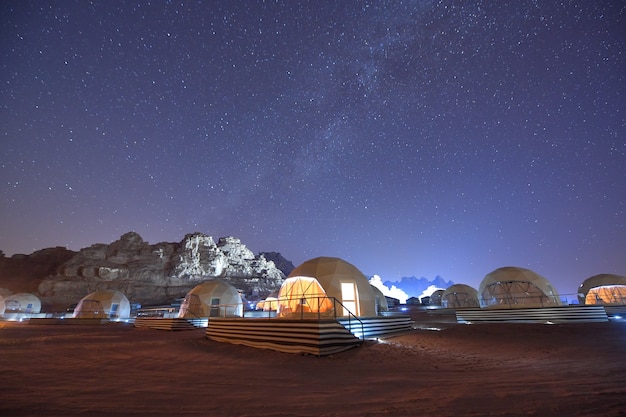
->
(1, 317), (625, 417)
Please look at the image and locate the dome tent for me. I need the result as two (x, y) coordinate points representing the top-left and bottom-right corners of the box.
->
(370, 285), (389, 314)
(178, 279), (243, 318)
(442, 284), (479, 309)
(479, 267), (562, 309)
(73, 290), (131, 319)
(3, 293), (41, 314)
(257, 296), (278, 311)
(288, 257), (376, 317)
(578, 274), (626, 305)
(276, 276), (335, 318)
(430, 289), (445, 306)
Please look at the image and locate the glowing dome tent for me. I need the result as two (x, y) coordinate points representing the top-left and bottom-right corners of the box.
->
(442, 284), (479, 309)
(73, 290), (131, 319)
(178, 279), (243, 318)
(370, 285), (389, 314)
(288, 257), (377, 317)
(276, 276), (335, 318)
(578, 274), (626, 305)
(479, 267), (562, 309)
(257, 297), (279, 311)
(3, 293), (41, 314)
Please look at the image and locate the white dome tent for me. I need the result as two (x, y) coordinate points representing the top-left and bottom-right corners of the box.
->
(178, 279), (243, 318)
(430, 289), (445, 307)
(442, 284), (479, 309)
(73, 290), (131, 319)
(370, 284), (389, 314)
(3, 293), (41, 314)
(479, 267), (561, 309)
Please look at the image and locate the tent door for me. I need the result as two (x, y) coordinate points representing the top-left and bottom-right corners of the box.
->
(109, 303), (119, 318)
(210, 297), (221, 317)
(341, 282), (359, 316)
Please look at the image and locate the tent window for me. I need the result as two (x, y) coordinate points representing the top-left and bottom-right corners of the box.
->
(210, 298), (220, 305)
(341, 282), (359, 316)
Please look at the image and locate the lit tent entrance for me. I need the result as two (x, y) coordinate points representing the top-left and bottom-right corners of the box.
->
(276, 276), (335, 318)
(585, 285), (626, 305)
(287, 257), (377, 317)
(578, 274), (626, 305)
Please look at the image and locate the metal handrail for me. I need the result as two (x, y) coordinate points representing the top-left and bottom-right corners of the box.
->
(245, 295), (366, 339)
(329, 297), (365, 340)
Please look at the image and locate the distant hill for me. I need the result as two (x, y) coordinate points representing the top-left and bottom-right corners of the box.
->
(384, 275), (454, 298)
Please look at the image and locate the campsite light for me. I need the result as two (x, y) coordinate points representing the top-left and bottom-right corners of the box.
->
(415, 326), (442, 331)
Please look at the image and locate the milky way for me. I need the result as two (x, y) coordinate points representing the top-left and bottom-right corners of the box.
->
(1, 1), (624, 297)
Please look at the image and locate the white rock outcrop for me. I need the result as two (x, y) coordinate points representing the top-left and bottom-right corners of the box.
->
(36, 231), (286, 309)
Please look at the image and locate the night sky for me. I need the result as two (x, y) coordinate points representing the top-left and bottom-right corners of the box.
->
(1, 1), (624, 298)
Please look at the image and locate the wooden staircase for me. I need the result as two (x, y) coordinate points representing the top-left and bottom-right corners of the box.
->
(337, 315), (413, 339)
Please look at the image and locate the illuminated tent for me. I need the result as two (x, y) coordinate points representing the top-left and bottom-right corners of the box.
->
(276, 276), (335, 318)
(73, 290), (131, 319)
(178, 279), (243, 318)
(430, 289), (445, 306)
(442, 284), (479, 309)
(3, 293), (41, 314)
(257, 297), (279, 311)
(370, 285), (389, 314)
(288, 257), (377, 317)
(479, 267), (562, 309)
(578, 274), (626, 305)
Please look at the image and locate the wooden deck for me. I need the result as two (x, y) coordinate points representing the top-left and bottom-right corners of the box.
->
(455, 305), (609, 323)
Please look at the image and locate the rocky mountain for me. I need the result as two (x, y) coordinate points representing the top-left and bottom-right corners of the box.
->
(1, 232), (286, 312)
(259, 252), (295, 276)
(384, 275), (455, 298)
(0, 247), (76, 297)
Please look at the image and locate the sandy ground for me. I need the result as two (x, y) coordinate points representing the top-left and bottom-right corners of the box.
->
(1, 318), (625, 417)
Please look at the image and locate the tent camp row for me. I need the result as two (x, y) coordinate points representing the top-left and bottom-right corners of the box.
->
(427, 268), (626, 309)
(0, 257), (387, 322)
(2, 262), (624, 321)
(179, 257), (389, 320)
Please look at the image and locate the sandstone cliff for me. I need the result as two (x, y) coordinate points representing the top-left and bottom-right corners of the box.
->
(3, 232), (286, 311)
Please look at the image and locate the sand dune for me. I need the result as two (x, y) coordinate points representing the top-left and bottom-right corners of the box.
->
(1, 319), (625, 416)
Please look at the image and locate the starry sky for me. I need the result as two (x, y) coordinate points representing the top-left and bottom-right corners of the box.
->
(1, 1), (624, 298)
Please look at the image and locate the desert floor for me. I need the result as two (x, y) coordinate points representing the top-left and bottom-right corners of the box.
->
(1, 315), (625, 417)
